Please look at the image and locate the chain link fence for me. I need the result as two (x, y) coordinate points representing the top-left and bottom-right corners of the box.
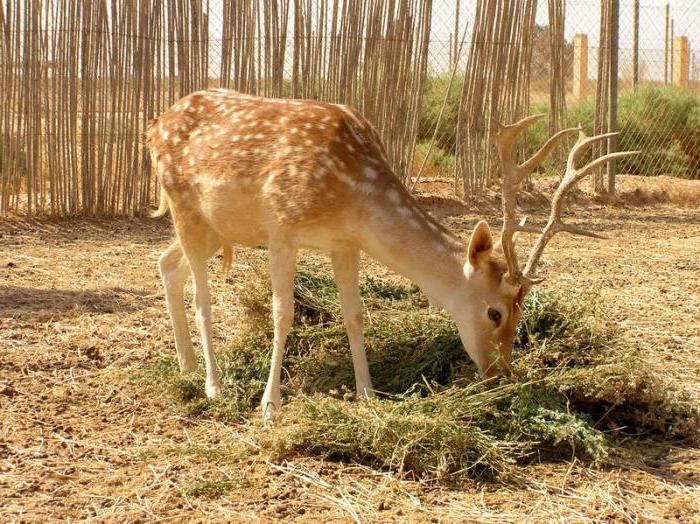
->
(1, 1), (698, 216)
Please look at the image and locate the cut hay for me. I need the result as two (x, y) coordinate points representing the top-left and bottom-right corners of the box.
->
(152, 262), (699, 483)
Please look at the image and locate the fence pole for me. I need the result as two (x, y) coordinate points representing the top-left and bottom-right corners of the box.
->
(573, 33), (588, 100)
(664, 4), (670, 84)
(607, 0), (619, 195)
(674, 36), (689, 86)
(632, 0), (640, 88)
(453, 0), (460, 66)
(670, 20), (675, 83)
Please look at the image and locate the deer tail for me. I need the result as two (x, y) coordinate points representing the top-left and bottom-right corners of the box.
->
(151, 185), (169, 218)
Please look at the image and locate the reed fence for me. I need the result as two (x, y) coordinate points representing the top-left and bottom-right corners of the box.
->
(1, 1), (698, 216)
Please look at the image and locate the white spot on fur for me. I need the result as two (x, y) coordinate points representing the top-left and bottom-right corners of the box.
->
(335, 172), (356, 187)
(387, 189), (401, 204)
(320, 155), (335, 169)
(363, 166), (379, 179)
(358, 182), (374, 195)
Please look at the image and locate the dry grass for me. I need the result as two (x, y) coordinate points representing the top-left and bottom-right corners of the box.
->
(1, 182), (699, 521)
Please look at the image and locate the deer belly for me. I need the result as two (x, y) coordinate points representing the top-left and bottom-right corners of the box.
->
(196, 183), (268, 247)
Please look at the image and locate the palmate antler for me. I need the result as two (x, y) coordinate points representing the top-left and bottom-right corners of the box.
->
(492, 114), (640, 292)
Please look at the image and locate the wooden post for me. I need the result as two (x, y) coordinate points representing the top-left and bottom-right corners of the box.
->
(664, 4), (670, 84)
(674, 36), (689, 86)
(453, 0), (460, 66)
(573, 33), (588, 100)
(670, 20), (674, 84)
(607, 0), (619, 195)
(632, 0), (640, 87)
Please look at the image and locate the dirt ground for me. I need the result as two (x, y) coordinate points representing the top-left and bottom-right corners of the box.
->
(1, 177), (699, 522)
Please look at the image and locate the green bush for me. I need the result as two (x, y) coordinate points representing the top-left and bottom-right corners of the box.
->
(416, 78), (700, 178)
(414, 141), (457, 176)
(527, 86), (700, 178)
(417, 72), (464, 152)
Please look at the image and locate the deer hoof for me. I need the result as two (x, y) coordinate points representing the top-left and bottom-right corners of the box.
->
(356, 384), (375, 399)
(261, 397), (280, 425)
(179, 357), (199, 373)
(206, 380), (222, 399)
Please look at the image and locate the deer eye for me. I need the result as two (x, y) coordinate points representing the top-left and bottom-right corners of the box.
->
(487, 307), (502, 326)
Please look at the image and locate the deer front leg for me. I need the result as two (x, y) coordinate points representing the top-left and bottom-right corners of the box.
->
(261, 242), (298, 424)
(332, 250), (374, 398)
(158, 241), (197, 373)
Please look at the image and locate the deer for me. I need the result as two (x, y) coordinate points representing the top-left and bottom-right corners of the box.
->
(147, 88), (637, 423)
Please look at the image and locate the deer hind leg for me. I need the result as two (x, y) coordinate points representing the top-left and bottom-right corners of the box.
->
(173, 225), (223, 399)
(261, 241), (298, 424)
(158, 241), (198, 372)
(332, 250), (374, 398)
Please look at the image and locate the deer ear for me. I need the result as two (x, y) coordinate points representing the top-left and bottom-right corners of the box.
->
(467, 221), (494, 270)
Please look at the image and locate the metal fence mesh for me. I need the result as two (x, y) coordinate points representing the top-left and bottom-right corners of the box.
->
(0, 1), (698, 216)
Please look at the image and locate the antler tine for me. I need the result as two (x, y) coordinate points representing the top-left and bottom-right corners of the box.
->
(519, 126), (580, 172)
(493, 116), (545, 284)
(492, 114), (545, 177)
(521, 129), (641, 283)
(494, 115), (579, 286)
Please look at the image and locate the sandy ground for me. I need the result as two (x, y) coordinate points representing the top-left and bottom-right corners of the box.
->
(1, 178), (699, 522)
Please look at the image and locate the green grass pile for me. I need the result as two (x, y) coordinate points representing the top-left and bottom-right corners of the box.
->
(152, 263), (699, 482)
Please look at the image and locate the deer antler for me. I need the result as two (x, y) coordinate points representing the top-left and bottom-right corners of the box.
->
(493, 115), (640, 291)
(492, 114), (579, 287)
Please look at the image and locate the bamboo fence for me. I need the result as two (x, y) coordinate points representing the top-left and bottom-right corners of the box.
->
(2, 1), (700, 216)
(0, 0), (431, 216)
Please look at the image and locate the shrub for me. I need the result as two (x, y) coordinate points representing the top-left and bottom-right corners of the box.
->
(527, 86), (700, 178)
(414, 141), (457, 178)
(417, 72), (463, 152)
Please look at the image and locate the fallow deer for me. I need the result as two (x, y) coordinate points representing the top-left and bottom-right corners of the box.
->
(147, 89), (637, 422)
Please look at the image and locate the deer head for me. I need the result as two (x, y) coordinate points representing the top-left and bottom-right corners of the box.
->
(458, 115), (639, 377)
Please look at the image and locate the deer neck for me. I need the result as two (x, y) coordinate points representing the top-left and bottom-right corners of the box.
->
(361, 205), (467, 310)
